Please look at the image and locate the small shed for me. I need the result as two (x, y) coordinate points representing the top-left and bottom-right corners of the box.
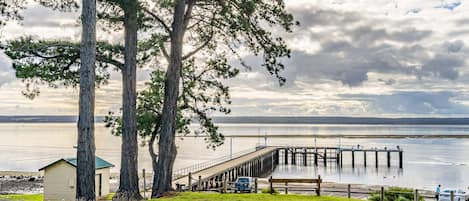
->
(39, 156), (114, 201)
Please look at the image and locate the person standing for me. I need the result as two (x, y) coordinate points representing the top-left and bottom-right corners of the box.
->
(436, 184), (441, 201)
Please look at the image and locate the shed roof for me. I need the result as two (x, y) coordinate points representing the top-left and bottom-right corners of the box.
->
(39, 156), (114, 171)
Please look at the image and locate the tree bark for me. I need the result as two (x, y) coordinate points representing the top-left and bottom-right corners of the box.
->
(76, 0), (96, 200)
(113, 1), (142, 201)
(152, 0), (187, 198)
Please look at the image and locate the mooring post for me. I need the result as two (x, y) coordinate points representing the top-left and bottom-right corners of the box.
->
(375, 150), (379, 168)
(188, 172), (193, 192)
(347, 184), (351, 198)
(364, 151), (367, 167)
(380, 186), (385, 201)
(387, 151), (391, 168)
(399, 151), (403, 169)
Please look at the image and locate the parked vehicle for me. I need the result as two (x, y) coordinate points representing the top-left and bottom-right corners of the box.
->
(440, 188), (469, 201)
(234, 177), (254, 193)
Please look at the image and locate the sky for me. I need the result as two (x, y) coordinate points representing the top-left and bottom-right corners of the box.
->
(0, 0), (469, 117)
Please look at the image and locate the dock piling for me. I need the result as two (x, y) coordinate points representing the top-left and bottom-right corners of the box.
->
(387, 151), (391, 168)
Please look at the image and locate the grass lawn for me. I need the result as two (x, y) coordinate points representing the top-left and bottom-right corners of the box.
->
(152, 192), (362, 201)
(0, 192), (362, 201)
(0, 194), (42, 201)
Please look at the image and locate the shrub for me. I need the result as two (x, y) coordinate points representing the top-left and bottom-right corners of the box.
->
(261, 188), (279, 194)
(369, 187), (424, 201)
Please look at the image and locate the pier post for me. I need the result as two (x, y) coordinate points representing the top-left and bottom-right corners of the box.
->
(399, 151), (403, 168)
(303, 148), (307, 166)
(284, 149), (288, 165)
(323, 148), (327, 166)
(275, 149), (280, 165)
(387, 151), (391, 168)
(364, 151), (367, 167)
(375, 151), (379, 168)
(292, 149), (296, 165)
(351, 150), (355, 168)
(314, 152), (318, 166)
(340, 151), (343, 168)
(336, 150), (340, 165)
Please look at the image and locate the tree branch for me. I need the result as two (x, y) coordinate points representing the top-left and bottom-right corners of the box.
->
(142, 7), (171, 34)
(182, 30), (213, 60)
(183, 0), (195, 30)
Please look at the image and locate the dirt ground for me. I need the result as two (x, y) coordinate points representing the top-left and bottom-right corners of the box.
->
(0, 176), (43, 194)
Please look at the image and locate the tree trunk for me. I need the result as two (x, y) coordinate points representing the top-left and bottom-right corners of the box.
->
(76, 0), (96, 200)
(113, 1), (142, 201)
(149, 126), (159, 195)
(152, 0), (187, 198)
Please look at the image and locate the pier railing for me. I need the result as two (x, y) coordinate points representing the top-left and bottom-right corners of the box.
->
(172, 147), (258, 180)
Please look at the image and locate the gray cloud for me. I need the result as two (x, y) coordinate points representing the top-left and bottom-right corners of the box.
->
(20, 4), (78, 28)
(244, 7), (466, 87)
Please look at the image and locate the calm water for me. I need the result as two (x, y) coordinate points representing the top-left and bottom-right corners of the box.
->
(1, 123), (469, 190)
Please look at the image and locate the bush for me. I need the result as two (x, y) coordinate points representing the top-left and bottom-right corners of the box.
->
(261, 188), (279, 194)
(369, 187), (424, 201)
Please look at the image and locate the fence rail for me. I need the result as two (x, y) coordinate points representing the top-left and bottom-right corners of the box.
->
(172, 147), (258, 180)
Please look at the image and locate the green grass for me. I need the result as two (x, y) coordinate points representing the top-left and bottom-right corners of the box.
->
(0, 192), (360, 201)
(152, 192), (361, 201)
(0, 194), (43, 201)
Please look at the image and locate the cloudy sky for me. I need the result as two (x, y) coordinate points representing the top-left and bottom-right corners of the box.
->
(0, 0), (469, 117)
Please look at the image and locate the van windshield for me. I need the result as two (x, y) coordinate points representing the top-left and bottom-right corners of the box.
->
(238, 178), (249, 183)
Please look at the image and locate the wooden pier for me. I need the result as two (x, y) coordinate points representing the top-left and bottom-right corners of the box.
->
(173, 145), (403, 191)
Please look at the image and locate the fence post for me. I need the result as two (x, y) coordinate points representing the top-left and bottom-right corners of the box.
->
(380, 186), (385, 201)
(317, 175), (321, 196)
(254, 178), (258, 193)
(198, 175), (202, 191)
(285, 181), (288, 195)
(188, 172), (192, 192)
(347, 184), (351, 198)
(269, 176), (273, 194)
(142, 169), (146, 199)
(414, 189), (419, 201)
(450, 190), (454, 201)
(223, 175), (227, 193)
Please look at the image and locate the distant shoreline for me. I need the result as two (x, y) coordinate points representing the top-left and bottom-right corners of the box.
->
(2, 115), (469, 125)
